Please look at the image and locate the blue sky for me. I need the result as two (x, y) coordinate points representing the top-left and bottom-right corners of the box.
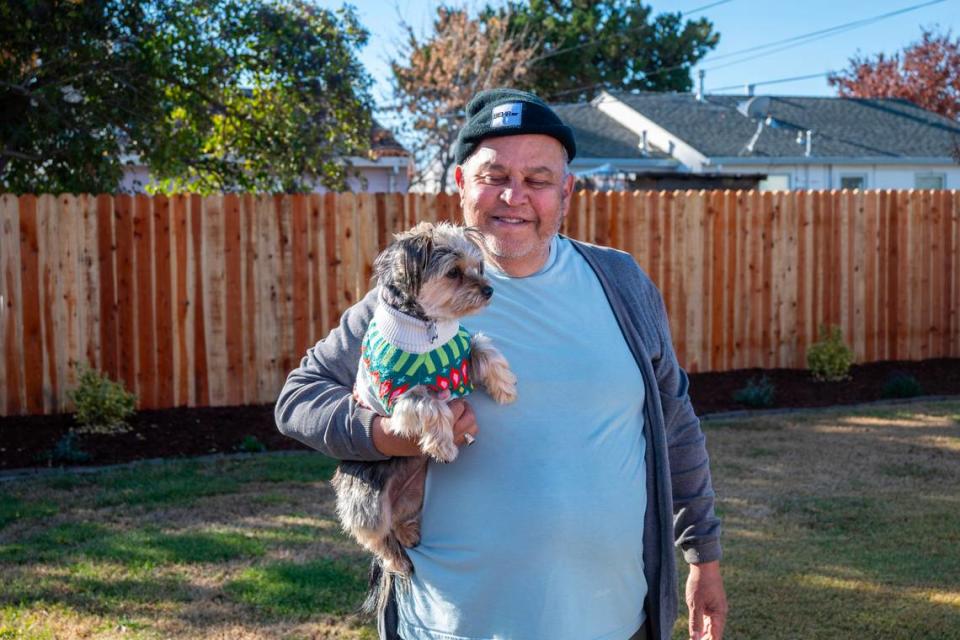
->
(326, 0), (958, 107)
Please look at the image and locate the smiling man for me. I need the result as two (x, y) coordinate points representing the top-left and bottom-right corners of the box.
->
(275, 88), (726, 640)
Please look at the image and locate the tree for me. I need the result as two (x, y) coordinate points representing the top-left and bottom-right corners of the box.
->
(0, 0), (373, 194)
(491, 0), (720, 101)
(389, 6), (537, 192)
(828, 28), (960, 121)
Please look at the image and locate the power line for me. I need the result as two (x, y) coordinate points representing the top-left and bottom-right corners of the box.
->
(702, 0), (946, 71)
(545, 0), (946, 101)
(526, 0), (734, 65)
(708, 71), (834, 93)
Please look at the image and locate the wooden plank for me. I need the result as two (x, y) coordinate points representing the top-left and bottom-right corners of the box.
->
(190, 193), (209, 407)
(723, 191), (737, 371)
(675, 191), (696, 371)
(254, 195), (277, 403)
(79, 195), (101, 374)
(18, 195), (43, 414)
(59, 194), (81, 407)
(922, 190), (936, 359)
(631, 191), (648, 272)
(291, 194), (311, 363)
(1, 194), (24, 414)
(324, 192), (340, 339)
(153, 195), (174, 408)
(908, 190), (923, 359)
(778, 191), (798, 368)
(863, 191), (878, 362)
(929, 189), (941, 358)
(202, 195), (227, 405)
(760, 192), (774, 368)
(594, 192), (609, 248)
(133, 194), (156, 409)
(223, 193), (244, 406)
(96, 195), (118, 381)
(795, 190), (811, 368)
(274, 194), (294, 385)
(879, 191), (892, 360)
(357, 192), (377, 296)
(338, 193), (356, 315)
(172, 195), (190, 406)
(38, 194), (61, 413)
(242, 193), (259, 404)
(941, 191), (955, 357)
(309, 193), (327, 342)
(895, 191), (910, 360)
(114, 194), (137, 399)
(709, 190), (725, 371)
(953, 191), (960, 357)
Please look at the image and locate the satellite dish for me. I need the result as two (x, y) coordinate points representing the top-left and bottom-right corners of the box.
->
(737, 96), (771, 119)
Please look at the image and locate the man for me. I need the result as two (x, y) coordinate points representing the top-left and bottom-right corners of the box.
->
(275, 88), (726, 640)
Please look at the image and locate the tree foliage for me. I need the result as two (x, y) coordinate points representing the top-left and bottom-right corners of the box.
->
(0, 0), (373, 194)
(390, 6), (537, 191)
(828, 28), (960, 121)
(492, 0), (720, 101)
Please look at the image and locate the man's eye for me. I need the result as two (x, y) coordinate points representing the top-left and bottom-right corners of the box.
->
(527, 179), (549, 187)
(482, 175), (507, 184)
(446, 267), (461, 279)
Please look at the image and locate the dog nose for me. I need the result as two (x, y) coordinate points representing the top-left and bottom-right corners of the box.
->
(481, 285), (494, 299)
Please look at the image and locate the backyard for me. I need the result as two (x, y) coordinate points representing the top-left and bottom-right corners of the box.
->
(1, 400), (959, 639)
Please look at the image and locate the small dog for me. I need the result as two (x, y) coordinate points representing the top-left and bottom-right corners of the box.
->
(331, 221), (517, 613)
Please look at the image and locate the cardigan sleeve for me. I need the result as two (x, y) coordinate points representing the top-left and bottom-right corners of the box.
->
(646, 282), (723, 564)
(274, 288), (390, 461)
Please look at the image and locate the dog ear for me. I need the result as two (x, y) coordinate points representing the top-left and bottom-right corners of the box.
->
(463, 226), (485, 251)
(374, 232), (433, 295)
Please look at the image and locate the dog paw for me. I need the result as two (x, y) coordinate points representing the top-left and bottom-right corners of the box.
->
(395, 519), (421, 548)
(422, 437), (459, 464)
(487, 367), (518, 404)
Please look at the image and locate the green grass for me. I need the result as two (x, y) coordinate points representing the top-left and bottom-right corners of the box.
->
(2, 402), (959, 639)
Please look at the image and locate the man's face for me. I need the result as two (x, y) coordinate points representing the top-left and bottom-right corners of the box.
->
(455, 134), (574, 277)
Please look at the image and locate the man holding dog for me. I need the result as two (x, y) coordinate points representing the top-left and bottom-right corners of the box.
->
(276, 89), (726, 640)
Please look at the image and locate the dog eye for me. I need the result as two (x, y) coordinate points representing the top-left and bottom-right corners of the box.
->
(446, 267), (461, 279)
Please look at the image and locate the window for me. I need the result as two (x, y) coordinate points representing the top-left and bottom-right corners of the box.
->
(915, 173), (945, 189)
(758, 174), (791, 191)
(840, 175), (865, 190)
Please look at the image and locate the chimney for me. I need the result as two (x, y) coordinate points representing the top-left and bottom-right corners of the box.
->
(640, 130), (649, 155)
(745, 84), (755, 96)
(696, 69), (705, 102)
(805, 130), (813, 157)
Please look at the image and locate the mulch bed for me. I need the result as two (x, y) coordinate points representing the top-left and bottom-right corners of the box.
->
(1, 359), (958, 472)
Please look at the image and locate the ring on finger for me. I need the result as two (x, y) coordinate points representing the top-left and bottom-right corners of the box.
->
(463, 433), (476, 446)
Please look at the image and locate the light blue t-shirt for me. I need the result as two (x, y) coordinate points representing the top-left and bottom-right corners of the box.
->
(397, 236), (647, 640)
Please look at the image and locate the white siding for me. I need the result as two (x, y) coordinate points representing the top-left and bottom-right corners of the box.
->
(709, 163), (960, 190)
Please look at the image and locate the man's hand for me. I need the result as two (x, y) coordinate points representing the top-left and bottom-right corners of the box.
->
(372, 398), (479, 456)
(686, 560), (727, 640)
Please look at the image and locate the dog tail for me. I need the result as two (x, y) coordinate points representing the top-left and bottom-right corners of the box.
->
(362, 558), (393, 619)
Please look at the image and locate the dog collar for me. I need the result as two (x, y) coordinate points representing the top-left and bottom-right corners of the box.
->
(373, 302), (460, 354)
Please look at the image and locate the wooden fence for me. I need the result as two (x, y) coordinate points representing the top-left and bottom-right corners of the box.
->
(1, 190), (958, 416)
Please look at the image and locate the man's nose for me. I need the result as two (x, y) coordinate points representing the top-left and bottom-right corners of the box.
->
(500, 181), (527, 206)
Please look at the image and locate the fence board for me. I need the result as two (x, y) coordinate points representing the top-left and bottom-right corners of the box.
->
(3, 189), (959, 415)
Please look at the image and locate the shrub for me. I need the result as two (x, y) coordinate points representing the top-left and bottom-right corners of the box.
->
(806, 325), (854, 382)
(881, 372), (923, 399)
(733, 375), (776, 408)
(237, 435), (267, 453)
(49, 432), (91, 464)
(68, 366), (136, 434)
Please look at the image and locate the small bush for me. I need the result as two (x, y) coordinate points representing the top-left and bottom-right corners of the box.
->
(806, 325), (854, 382)
(881, 372), (923, 399)
(49, 432), (91, 464)
(68, 366), (136, 434)
(237, 435), (267, 453)
(733, 375), (776, 408)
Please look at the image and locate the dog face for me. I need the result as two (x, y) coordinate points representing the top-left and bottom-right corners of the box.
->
(374, 222), (493, 321)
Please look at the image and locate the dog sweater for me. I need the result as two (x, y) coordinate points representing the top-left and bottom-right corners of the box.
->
(355, 302), (474, 416)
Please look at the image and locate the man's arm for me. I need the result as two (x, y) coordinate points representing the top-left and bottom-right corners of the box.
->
(274, 288), (390, 461)
(648, 284), (727, 639)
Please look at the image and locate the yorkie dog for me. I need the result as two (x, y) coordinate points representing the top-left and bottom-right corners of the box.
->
(331, 221), (517, 613)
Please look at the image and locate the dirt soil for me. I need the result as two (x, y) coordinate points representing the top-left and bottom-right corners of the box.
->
(2, 359), (957, 472)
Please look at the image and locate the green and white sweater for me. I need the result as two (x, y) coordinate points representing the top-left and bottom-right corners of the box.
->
(354, 302), (474, 416)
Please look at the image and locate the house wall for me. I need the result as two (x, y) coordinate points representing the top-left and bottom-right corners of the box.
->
(708, 163), (960, 190)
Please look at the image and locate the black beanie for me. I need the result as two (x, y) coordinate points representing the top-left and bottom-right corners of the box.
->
(453, 88), (577, 165)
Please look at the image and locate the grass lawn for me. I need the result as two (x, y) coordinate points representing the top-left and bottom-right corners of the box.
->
(1, 401), (958, 639)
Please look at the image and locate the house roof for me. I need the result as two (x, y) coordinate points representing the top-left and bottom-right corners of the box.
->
(551, 102), (672, 160)
(370, 120), (409, 158)
(606, 92), (960, 160)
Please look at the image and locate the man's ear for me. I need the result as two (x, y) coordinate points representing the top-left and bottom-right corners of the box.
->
(454, 165), (465, 192)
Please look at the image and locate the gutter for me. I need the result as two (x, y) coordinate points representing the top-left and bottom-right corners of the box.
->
(705, 156), (957, 167)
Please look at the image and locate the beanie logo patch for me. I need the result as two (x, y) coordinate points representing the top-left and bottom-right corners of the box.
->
(491, 102), (523, 128)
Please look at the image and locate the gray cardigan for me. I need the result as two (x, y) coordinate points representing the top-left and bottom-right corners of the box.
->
(275, 238), (722, 640)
